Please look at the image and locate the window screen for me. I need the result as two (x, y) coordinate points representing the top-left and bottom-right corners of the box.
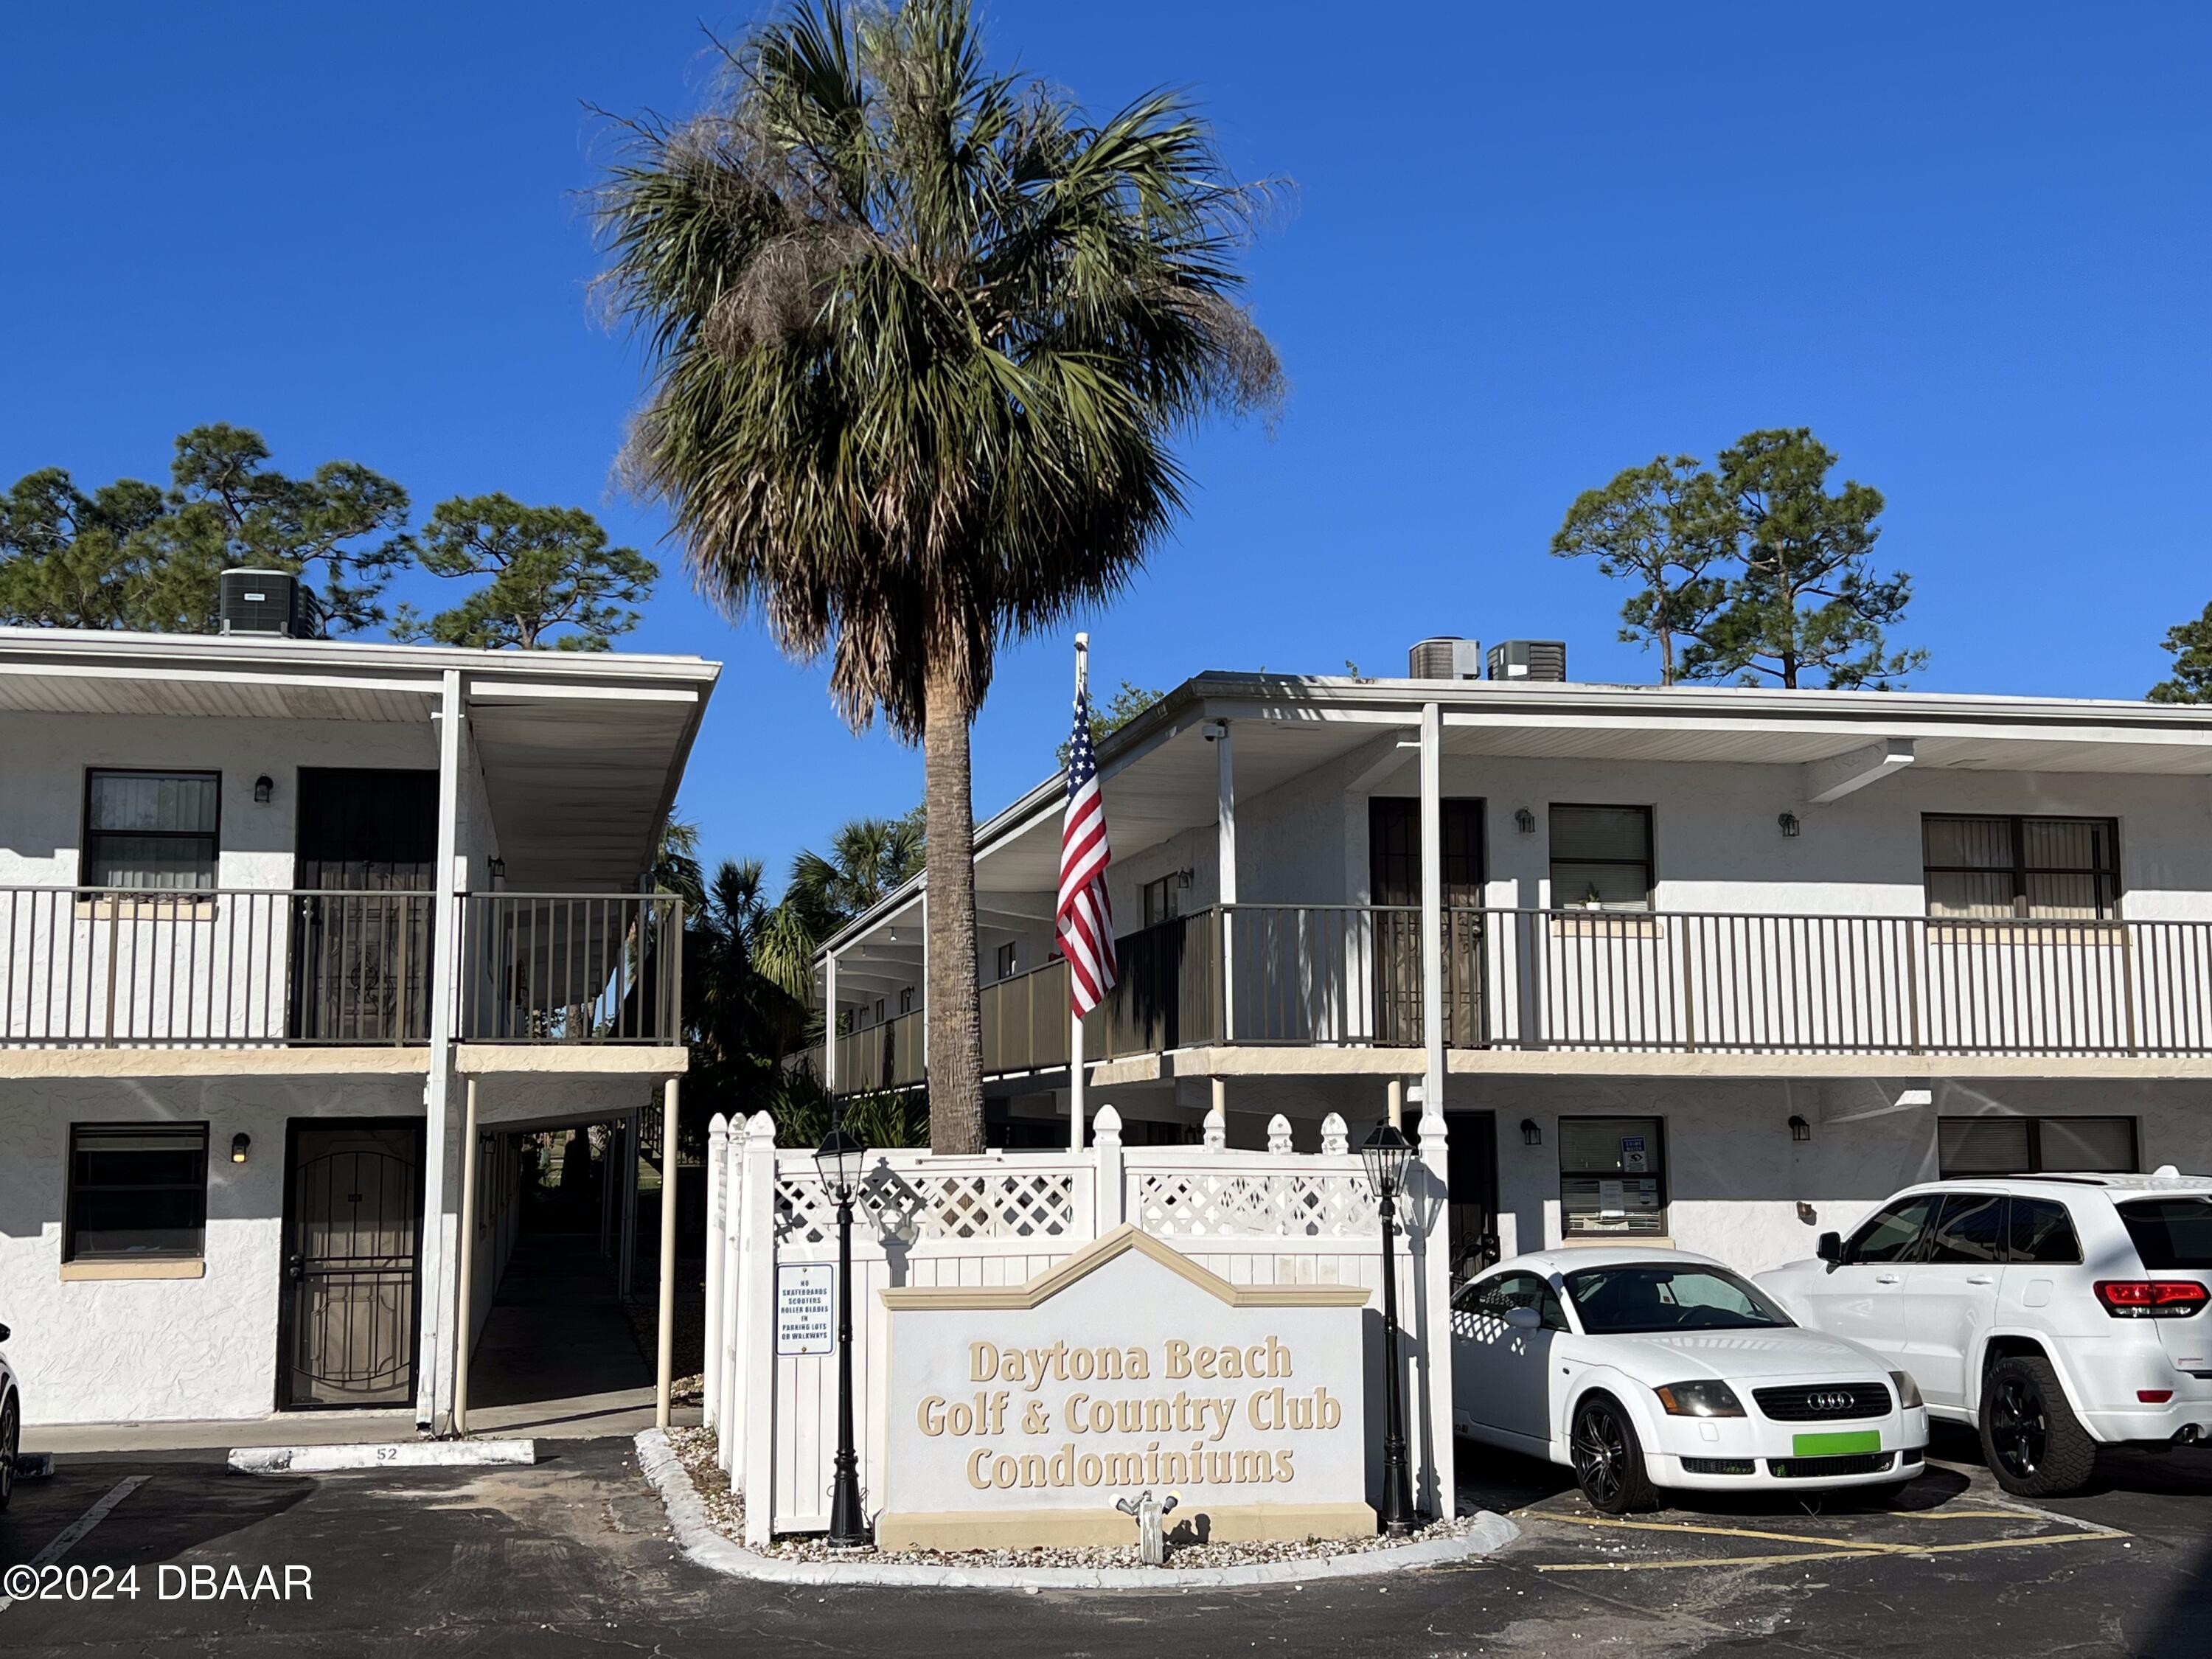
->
(1550, 806), (1653, 911)
(1558, 1116), (1665, 1237)
(68, 1123), (209, 1259)
(1939, 1116), (2137, 1177)
(1923, 815), (2119, 919)
(83, 771), (220, 891)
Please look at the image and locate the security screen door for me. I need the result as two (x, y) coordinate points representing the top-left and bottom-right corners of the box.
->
(1368, 798), (1484, 1046)
(279, 1121), (425, 1408)
(290, 768), (437, 1042)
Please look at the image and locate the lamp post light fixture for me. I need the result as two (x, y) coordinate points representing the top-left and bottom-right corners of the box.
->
(814, 1123), (872, 1548)
(1359, 1121), (1417, 1537)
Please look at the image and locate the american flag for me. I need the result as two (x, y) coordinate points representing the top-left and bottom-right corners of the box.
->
(1057, 686), (1118, 1015)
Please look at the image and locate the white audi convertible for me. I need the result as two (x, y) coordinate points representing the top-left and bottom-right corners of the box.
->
(1452, 1247), (1930, 1512)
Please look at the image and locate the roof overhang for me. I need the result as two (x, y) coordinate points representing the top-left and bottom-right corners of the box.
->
(817, 671), (2212, 970)
(0, 628), (720, 891)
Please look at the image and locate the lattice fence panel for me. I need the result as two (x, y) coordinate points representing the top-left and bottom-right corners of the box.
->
(1133, 1170), (1379, 1239)
(773, 1168), (1078, 1244)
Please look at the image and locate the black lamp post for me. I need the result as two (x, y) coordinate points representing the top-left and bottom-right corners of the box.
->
(1360, 1121), (1417, 1537)
(814, 1124), (871, 1548)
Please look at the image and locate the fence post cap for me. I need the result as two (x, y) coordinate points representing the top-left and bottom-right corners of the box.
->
(1267, 1113), (1293, 1155)
(1093, 1104), (1123, 1144)
(744, 1110), (778, 1142)
(1321, 1112), (1349, 1155)
(1202, 1105), (1226, 1151)
(708, 1112), (730, 1138)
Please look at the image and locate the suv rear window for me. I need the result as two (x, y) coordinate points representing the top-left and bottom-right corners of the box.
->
(2118, 1197), (2212, 1270)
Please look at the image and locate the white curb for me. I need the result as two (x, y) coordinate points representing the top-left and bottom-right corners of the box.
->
(229, 1440), (537, 1475)
(635, 1429), (1517, 1591)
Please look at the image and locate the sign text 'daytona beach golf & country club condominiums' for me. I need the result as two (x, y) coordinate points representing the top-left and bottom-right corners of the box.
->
(875, 1225), (1376, 1549)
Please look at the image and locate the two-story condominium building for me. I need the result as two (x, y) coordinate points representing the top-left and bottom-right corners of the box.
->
(805, 644), (2212, 1279)
(0, 623), (717, 1430)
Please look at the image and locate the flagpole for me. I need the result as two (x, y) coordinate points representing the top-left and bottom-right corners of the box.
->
(1069, 632), (1090, 1152)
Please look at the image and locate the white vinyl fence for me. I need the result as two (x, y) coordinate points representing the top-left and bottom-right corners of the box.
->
(700, 1105), (1455, 1544)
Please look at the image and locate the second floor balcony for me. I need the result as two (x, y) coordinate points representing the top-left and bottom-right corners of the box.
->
(0, 886), (682, 1050)
(807, 901), (2212, 1091)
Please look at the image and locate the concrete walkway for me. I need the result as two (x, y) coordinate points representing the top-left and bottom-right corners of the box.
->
(28, 1231), (698, 1455)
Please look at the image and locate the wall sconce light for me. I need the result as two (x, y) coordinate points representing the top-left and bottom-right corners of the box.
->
(253, 776), (274, 804)
(1797, 1200), (1818, 1225)
(1777, 811), (1801, 838)
(230, 1133), (251, 1164)
(1177, 868), (1194, 889)
(486, 858), (506, 886)
(1788, 1114), (1812, 1143)
(1520, 1118), (1542, 1147)
(1514, 808), (1536, 835)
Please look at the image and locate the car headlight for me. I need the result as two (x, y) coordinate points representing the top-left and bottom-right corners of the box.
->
(1890, 1369), (1924, 1410)
(1654, 1380), (1746, 1418)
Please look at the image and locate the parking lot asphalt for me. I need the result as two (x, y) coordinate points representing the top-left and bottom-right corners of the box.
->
(3, 1423), (2208, 1657)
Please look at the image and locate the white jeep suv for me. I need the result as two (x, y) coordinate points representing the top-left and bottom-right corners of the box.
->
(1758, 1172), (2212, 1497)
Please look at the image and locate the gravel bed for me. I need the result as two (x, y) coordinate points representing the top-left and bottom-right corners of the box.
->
(664, 1425), (1489, 1571)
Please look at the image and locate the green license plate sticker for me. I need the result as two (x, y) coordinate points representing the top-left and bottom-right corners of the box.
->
(1792, 1430), (1882, 1457)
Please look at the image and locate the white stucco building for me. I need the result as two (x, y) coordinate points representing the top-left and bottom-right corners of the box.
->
(806, 642), (2212, 1279)
(0, 624), (716, 1428)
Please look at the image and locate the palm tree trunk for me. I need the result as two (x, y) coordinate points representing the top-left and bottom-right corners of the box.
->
(922, 657), (986, 1152)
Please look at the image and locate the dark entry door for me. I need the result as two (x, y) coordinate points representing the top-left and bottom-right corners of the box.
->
(1369, 798), (1485, 1046)
(291, 768), (437, 1042)
(1446, 1110), (1500, 1282)
(279, 1121), (425, 1408)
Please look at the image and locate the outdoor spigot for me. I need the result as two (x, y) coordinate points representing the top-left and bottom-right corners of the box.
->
(1114, 1489), (1180, 1565)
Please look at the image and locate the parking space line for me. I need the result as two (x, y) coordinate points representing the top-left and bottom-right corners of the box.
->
(1531, 1528), (2128, 1574)
(1520, 1511), (1919, 1553)
(0, 1475), (148, 1613)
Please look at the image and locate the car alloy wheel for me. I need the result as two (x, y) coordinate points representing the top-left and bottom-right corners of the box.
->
(1572, 1399), (1636, 1512)
(1987, 1374), (2048, 1480)
(0, 1393), (16, 1512)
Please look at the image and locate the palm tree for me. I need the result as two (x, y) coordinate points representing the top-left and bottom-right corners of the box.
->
(784, 810), (923, 936)
(597, 0), (1279, 1150)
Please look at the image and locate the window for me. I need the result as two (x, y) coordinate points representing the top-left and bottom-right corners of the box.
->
(1562, 1265), (1792, 1335)
(2117, 1197), (2212, 1270)
(1558, 1116), (1665, 1237)
(898, 987), (914, 1015)
(2010, 1197), (2083, 1265)
(1550, 804), (1652, 911)
(1845, 1194), (1937, 1264)
(995, 942), (1019, 981)
(67, 1124), (209, 1260)
(1922, 814), (2120, 920)
(1457, 1270), (1569, 1332)
(1938, 1116), (2138, 1178)
(82, 770), (220, 891)
(1141, 874), (1182, 929)
(1925, 1193), (2008, 1263)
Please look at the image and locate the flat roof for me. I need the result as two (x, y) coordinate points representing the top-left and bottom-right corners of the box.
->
(0, 626), (723, 891)
(818, 668), (2212, 962)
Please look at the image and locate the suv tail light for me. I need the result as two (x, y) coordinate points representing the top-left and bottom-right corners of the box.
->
(2094, 1280), (2210, 1318)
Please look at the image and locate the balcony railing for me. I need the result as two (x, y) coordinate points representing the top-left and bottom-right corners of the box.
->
(1, 886), (681, 1048)
(794, 902), (2212, 1088)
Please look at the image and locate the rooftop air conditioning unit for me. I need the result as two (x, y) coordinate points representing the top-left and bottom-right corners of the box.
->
(1407, 637), (1483, 680)
(1488, 639), (1568, 682)
(218, 568), (321, 639)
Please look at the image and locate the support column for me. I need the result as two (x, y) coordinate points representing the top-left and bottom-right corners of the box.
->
(656, 1076), (681, 1428)
(417, 667), (465, 1435)
(1387, 1077), (1403, 1130)
(1214, 720), (1236, 1042)
(453, 1078), (480, 1437)
(1414, 699), (1453, 1515)
(823, 953), (838, 1094)
(702, 1112), (730, 1432)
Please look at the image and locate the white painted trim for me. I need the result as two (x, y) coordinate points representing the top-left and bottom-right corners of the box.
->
(465, 680), (700, 704)
(1804, 738), (1917, 803)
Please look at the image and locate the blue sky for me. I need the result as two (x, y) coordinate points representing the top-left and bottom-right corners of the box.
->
(5, 4), (2208, 881)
